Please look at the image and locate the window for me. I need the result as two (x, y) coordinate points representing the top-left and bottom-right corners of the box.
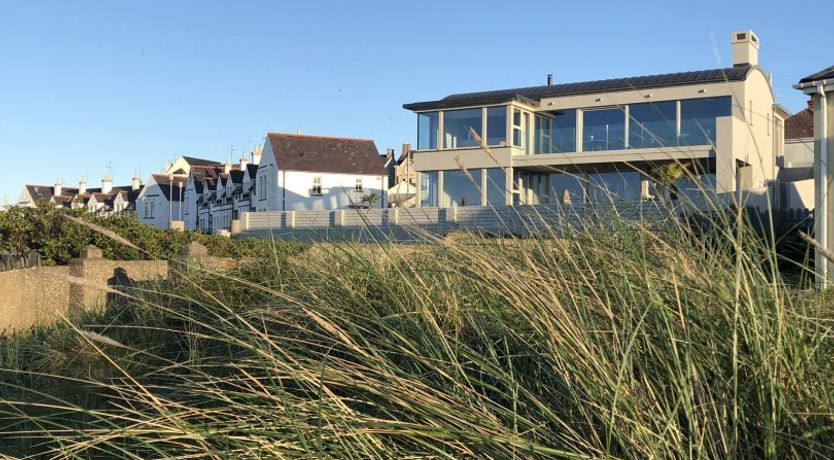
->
(628, 101), (677, 149)
(583, 108), (626, 151)
(486, 106), (507, 146)
(442, 169), (482, 207)
(443, 108), (482, 148)
(586, 171), (641, 202)
(418, 112), (439, 150)
(550, 173), (587, 205)
(311, 176), (322, 195)
(536, 110), (577, 154)
(679, 97), (731, 146)
(420, 171), (438, 208)
(512, 108), (525, 148)
(355, 177), (363, 191)
(485, 168), (507, 206)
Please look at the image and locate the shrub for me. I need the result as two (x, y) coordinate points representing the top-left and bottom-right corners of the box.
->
(0, 203), (304, 264)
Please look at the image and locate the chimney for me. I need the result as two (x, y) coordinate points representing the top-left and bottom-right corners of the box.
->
(224, 158), (232, 175)
(252, 144), (262, 165)
(547, 74), (553, 86)
(132, 172), (142, 191)
(78, 177), (87, 195)
(240, 152), (248, 171)
(731, 30), (759, 67)
(102, 175), (113, 194)
(402, 143), (411, 159)
(54, 180), (63, 197)
(385, 148), (394, 160)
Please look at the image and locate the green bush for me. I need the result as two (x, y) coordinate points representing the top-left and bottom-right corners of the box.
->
(0, 203), (303, 264)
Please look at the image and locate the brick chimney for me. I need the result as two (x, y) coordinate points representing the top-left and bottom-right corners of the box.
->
(731, 30), (759, 67)
(102, 175), (113, 194)
(240, 152), (248, 171)
(252, 144), (262, 165)
(132, 172), (142, 191)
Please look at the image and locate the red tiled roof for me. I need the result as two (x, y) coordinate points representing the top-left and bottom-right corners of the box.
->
(266, 132), (386, 176)
(785, 107), (814, 140)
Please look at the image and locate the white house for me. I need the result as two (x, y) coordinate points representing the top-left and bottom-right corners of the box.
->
(255, 132), (387, 212)
(136, 156), (220, 229)
(17, 174), (143, 216)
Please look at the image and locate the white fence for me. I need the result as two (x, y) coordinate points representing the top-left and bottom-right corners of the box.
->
(239, 203), (676, 242)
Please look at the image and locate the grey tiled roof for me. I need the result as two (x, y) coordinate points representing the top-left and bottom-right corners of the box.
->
(404, 65), (752, 111)
(799, 65), (834, 84)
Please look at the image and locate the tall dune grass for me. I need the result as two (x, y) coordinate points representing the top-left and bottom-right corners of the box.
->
(0, 207), (832, 459)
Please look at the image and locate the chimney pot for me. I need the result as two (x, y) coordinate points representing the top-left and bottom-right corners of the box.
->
(102, 175), (113, 194)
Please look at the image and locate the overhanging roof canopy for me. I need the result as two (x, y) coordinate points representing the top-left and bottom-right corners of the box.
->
(403, 65), (752, 112)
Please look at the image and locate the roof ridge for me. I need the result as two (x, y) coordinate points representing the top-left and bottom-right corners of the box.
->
(267, 132), (373, 142)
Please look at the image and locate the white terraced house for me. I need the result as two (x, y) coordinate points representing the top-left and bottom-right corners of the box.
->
(403, 30), (788, 208)
(136, 156), (221, 229)
(184, 149), (259, 234)
(255, 132), (388, 212)
(17, 174), (144, 216)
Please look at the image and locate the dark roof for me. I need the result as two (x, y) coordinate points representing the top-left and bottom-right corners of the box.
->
(246, 163), (258, 179)
(785, 107), (814, 140)
(403, 65), (753, 111)
(230, 170), (246, 184)
(267, 133), (386, 175)
(151, 174), (187, 202)
(182, 156), (222, 167)
(799, 65), (834, 84)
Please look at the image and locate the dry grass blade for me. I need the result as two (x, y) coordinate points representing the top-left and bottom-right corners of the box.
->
(78, 330), (127, 349)
(799, 230), (834, 264)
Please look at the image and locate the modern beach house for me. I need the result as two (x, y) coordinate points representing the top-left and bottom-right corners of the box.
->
(403, 31), (783, 208)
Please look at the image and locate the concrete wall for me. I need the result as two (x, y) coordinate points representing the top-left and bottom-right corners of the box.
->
(0, 266), (70, 334)
(0, 243), (243, 334)
(0, 247), (168, 334)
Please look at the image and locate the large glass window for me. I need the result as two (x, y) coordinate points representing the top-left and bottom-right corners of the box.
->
(629, 101), (676, 149)
(417, 112), (439, 150)
(679, 97), (731, 147)
(486, 106), (507, 146)
(442, 169), (482, 207)
(420, 171), (438, 207)
(550, 173), (586, 204)
(535, 110), (576, 153)
(485, 168), (507, 206)
(583, 108), (626, 151)
(586, 171), (642, 202)
(443, 108), (482, 149)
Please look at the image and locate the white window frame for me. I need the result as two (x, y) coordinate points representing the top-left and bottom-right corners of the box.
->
(312, 176), (323, 196)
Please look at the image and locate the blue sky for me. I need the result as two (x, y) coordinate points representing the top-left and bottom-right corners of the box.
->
(0, 0), (830, 203)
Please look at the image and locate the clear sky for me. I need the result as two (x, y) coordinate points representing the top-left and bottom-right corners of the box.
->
(1, 0), (831, 203)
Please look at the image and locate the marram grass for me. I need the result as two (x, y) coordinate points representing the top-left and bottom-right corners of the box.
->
(0, 211), (832, 459)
